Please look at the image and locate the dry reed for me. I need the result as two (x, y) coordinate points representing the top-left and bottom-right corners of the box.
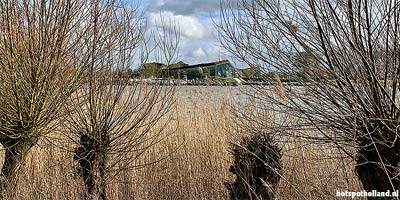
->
(0, 86), (363, 199)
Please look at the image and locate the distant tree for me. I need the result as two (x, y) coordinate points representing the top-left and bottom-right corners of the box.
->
(139, 62), (165, 78)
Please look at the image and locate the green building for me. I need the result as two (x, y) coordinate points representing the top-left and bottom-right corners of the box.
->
(165, 60), (237, 79)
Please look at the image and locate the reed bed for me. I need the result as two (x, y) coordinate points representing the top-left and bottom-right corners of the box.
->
(0, 86), (362, 199)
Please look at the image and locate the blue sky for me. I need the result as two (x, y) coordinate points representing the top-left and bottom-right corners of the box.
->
(131, 0), (239, 66)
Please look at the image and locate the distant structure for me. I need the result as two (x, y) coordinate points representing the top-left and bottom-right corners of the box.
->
(165, 60), (237, 80)
(135, 60), (306, 85)
(138, 60), (273, 85)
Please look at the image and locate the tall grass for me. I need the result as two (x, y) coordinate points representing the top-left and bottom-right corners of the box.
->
(2, 86), (362, 199)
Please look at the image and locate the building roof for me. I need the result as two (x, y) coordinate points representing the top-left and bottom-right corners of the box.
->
(167, 60), (232, 70)
(188, 60), (230, 68)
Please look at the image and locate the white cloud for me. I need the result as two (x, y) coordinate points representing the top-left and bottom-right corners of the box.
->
(192, 48), (207, 57)
(144, 2), (234, 66)
(148, 11), (209, 39)
(205, 46), (223, 57)
(148, 0), (239, 15)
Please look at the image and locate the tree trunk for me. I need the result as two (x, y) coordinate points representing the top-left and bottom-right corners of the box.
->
(75, 133), (108, 200)
(75, 134), (96, 199)
(97, 153), (107, 200)
(355, 142), (400, 200)
(0, 138), (35, 199)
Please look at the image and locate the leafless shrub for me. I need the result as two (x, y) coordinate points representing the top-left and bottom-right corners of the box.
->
(217, 0), (400, 195)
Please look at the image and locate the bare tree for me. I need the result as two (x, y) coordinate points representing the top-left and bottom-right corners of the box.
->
(61, 3), (177, 199)
(0, 0), (101, 197)
(218, 0), (400, 195)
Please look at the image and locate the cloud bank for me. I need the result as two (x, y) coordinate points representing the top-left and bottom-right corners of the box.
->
(144, 0), (228, 65)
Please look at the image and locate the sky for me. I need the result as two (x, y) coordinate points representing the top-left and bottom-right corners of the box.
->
(136, 0), (240, 67)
